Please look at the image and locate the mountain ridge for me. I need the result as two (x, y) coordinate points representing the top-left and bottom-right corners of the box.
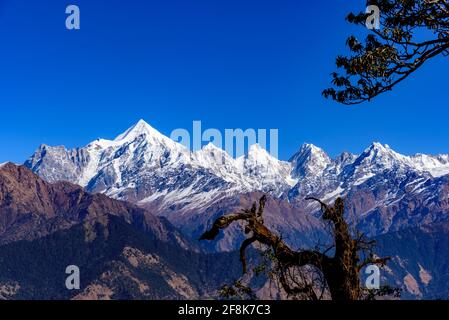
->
(24, 120), (449, 245)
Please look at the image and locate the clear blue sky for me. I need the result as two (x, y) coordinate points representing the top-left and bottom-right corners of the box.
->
(0, 0), (448, 163)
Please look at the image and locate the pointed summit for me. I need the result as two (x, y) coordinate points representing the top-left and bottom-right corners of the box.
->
(290, 143), (331, 178)
(241, 143), (287, 167)
(236, 144), (274, 167)
(202, 142), (223, 152)
(362, 142), (405, 162)
(368, 142), (391, 152)
(348, 142), (411, 174)
(247, 143), (270, 157)
(193, 142), (237, 173)
(290, 143), (328, 161)
(194, 142), (232, 164)
(114, 119), (162, 142)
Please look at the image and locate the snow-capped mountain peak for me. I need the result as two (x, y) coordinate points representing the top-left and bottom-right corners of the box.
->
(354, 142), (410, 168)
(202, 142), (221, 151)
(193, 142), (238, 178)
(245, 143), (274, 161)
(114, 119), (160, 142)
(236, 144), (280, 169)
(234, 144), (297, 191)
(113, 119), (187, 154)
(289, 143), (332, 178)
(350, 142), (449, 178)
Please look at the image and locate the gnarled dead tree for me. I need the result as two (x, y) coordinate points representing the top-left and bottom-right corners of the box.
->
(200, 195), (389, 300)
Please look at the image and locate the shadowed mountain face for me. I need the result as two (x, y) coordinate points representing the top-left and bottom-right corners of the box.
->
(0, 163), (190, 248)
(375, 222), (449, 299)
(0, 163), (245, 299)
(148, 191), (327, 253)
(0, 214), (242, 300)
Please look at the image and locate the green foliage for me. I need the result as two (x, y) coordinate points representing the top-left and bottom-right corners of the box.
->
(363, 285), (402, 300)
(219, 280), (257, 300)
(324, 0), (449, 105)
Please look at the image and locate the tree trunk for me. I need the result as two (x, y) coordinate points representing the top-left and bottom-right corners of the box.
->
(200, 195), (388, 300)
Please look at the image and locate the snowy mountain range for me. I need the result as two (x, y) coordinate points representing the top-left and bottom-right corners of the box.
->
(25, 120), (449, 243)
(25, 120), (296, 210)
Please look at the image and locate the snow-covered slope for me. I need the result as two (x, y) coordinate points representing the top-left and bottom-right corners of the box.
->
(411, 153), (449, 178)
(290, 143), (332, 179)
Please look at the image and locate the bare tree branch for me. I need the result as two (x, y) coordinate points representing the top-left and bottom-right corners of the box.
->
(200, 195), (391, 300)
